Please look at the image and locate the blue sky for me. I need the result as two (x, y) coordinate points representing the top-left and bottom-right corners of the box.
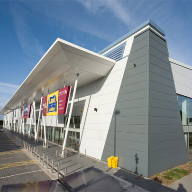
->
(0, 0), (192, 120)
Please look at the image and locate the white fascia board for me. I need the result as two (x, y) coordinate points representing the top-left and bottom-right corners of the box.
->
(0, 39), (116, 115)
(169, 58), (192, 70)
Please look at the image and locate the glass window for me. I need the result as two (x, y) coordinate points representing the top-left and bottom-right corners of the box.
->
(189, 98), (192, 125)
(178, 95), (188, 125)
(64, 116), (80, 129)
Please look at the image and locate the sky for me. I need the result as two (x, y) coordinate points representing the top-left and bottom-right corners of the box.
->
(0, 0), (192, 120)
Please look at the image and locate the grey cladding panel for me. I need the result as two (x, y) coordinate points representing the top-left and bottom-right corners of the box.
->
(149, 30), (167, 47)
(128, 47), (148, 62)
(121, 72), (148, 87)
(123, 63), (148, 79)
(149, 146), (187, 162)
(101, 30), (150, 176)
(148, 152), (187, 176)
(120, 81), (148, 94)
(148, 30), (188, 176)
(115, 98), (148, 109)
(126, 55), (148, 70)
(149, 89), (177, 103)
(149, 63), (172, 79)
(150, 81), (177, 96)
(106, 124), (148, 133)
(116, 139), (148, 152)
(149, 124), (184, 134)
(149, 116), (181, 125)
(149, 139), (185, 152)
(130, 39), (148, 54)
(116, 107), (148, 117)
(133, 30), (149, 44)
(150, 38), (168, 56)
(149, 132), (184, 143)
(150, 46), (169, 63)
(117, 89), (148, 102)
(150, 70), (174, 83)
(116, 146), (148, 162)
(150, 55), (171, 72)
(150, 98), (180, 111)
(117, 154), (148, 176)
(149, 107), (181, 118)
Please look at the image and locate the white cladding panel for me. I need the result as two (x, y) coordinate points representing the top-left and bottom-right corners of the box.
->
(171, 62), (192, 98)
(78, 57), (127, 160)
(23, 57), (127, 160)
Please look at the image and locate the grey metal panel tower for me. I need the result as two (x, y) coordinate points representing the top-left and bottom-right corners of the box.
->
(101, 28), (188, 177)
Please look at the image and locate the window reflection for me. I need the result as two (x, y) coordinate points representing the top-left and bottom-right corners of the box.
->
(178, 95), (188, 125)
(189, 99), (192, 125)
(64, 116), (80, 129)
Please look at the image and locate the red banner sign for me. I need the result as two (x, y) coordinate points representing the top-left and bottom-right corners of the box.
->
(42, 86), (71, 116)
(42, 96), (47, 116)
(58, 86), (71, 115)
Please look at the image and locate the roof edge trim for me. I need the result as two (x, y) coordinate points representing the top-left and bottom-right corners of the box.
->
(98, 19), (165, 55)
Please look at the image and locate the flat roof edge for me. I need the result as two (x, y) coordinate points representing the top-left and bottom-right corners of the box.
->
(98, 19), (165, 55)
(169, 58), (192, 70)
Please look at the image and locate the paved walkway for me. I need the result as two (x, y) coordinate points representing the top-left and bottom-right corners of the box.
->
(168, 173), (192, 192)
(5, 128), (185, 192)
(0, 131), (50, 189)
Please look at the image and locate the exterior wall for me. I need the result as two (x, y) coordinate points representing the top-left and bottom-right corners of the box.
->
(77, 57), (127, 160)
(2, 22), (191, 177)
(147, 30), (188, 176)
(171, 60), (192, 99)
(101, 29), (150, 176)
(101, 29), (188, 177)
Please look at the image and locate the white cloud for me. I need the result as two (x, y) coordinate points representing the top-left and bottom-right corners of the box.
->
(77, 0), (134, 27)
(0, 82), (19, 89)
(0, 82), (19, 109)
(10, 4), (45, 59)
(0, 82), (19, 95)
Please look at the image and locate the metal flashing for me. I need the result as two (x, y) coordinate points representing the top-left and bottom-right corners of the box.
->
(98, 19), (165, 55)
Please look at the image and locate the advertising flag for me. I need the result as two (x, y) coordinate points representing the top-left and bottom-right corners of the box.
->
(23, 104), (31, 118)
(42, 96), (47, 116)
(58, 86), (71, 115)
(46, 91), (59, 116)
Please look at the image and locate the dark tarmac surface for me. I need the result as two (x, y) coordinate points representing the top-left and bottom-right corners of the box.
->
(0, 131), (50, 189)
(4, 128), (184, 192)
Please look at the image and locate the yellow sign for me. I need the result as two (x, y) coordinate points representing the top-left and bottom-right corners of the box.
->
(47, 91), (58, 116)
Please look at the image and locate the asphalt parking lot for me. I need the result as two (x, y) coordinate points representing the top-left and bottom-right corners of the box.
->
(0, 132), (51, 189)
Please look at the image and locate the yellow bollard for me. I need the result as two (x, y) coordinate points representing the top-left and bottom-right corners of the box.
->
(112, 157), (119, 168)
(107, 156), (114, 167)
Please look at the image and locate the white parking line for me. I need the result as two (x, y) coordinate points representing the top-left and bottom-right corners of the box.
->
(0, 169), (47, 179)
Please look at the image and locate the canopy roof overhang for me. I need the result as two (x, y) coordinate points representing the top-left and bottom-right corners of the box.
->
(1, 38), (116, 115)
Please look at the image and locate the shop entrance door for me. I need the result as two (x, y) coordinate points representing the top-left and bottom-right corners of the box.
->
(64, 116), (80, 151)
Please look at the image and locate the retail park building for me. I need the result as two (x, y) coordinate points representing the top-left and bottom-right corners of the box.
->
(1, 20), (192, 177)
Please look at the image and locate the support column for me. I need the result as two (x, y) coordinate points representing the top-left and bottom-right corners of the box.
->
(33, 100), (37, 141)
(22, 104), (25, 135)
(36, 97), (42, 140)
(29, 105), (33, 136)
(61, 74), (79, 156)
(19, 107), (22, 133)
(43, 115), (48, 148)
